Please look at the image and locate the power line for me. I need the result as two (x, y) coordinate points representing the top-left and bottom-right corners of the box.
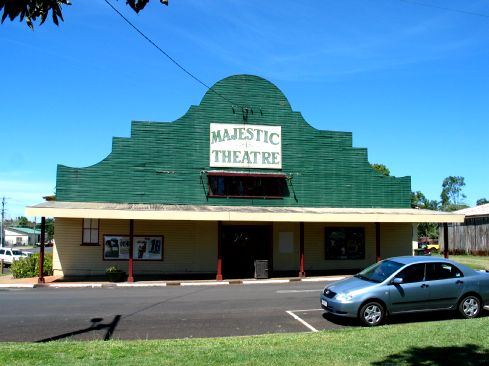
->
(398, 0), (489, 19)
(103, 0), (238, 107)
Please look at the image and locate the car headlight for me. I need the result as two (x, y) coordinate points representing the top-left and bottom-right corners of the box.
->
(335, 292), (354, 302)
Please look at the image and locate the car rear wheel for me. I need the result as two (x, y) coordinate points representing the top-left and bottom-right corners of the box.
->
(458, 295), (481, 319)
(359, 301), (385, 326)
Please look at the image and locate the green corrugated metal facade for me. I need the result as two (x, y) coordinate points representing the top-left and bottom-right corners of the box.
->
(56, 75), (411, 208)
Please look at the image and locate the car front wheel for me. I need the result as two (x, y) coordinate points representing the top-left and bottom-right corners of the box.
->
(458, 295), (481, 319)
(359, 301), (385, 327)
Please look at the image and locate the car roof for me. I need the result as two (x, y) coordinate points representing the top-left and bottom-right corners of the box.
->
(386, 256), (454, 265)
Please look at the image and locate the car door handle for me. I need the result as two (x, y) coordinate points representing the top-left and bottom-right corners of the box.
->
(456, 280), (464, 285)
(421, 284), (429, 288)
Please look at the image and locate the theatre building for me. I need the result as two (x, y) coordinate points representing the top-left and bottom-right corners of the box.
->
(27, 75), (463, 281)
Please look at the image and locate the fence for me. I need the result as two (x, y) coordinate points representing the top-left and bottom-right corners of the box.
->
(439, 216), (489, 254)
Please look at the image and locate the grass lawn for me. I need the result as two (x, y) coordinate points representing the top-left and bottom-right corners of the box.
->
(434, 253), (489, 271)
(0, 317), (488, 366)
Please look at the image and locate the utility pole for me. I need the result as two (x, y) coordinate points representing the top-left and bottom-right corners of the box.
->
(1, 197), (5, 247)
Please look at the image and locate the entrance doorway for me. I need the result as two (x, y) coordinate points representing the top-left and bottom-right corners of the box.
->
(221, 225), (272, 279)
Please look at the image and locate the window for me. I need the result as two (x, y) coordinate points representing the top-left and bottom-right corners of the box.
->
(207, 172), (288, 199)
(325, 227), (365, 260)
(426, 263), (463, 281)
(82, 219), (99, 245)
(397, 264), (425, 283)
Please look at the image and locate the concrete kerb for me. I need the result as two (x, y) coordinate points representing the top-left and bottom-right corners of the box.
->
(0, 276), (346, 289)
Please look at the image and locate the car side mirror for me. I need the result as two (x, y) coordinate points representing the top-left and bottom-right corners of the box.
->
(391, 277), (403, 285)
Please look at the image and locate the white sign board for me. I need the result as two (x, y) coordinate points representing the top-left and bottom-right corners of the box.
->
(210, 123), (282, 169)
(279, 232), (294, 254)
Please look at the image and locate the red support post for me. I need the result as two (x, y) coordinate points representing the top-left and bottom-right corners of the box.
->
(299, 222), (305, 277)
(38, 217), (46, 284)
(375, 222), (381, 262)
(216, 221), (223, 281)
(443, 223), (449, 259)
(128, 219), (134, 283)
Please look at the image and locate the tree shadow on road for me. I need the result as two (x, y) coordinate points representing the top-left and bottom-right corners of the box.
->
(371, 344), (489, 366)
(36, 315), (121, 342)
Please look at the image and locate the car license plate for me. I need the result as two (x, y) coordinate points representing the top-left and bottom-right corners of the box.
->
(321, 299), (328, 307)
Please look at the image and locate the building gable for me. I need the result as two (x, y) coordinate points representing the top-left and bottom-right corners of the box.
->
(56, 75), (410, 208)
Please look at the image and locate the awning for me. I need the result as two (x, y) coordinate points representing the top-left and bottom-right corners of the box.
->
(26, 201), (465, 223)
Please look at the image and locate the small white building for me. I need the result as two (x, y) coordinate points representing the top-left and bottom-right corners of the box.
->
(4, 227), (40, 246)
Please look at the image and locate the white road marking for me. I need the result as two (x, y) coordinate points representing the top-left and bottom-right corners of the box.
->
(288, 308), (324, 313)
(301, 276), (346, 282)
(276, 289), (322, 293)
(117, 283), (167, 287)
(286, 309), (322, 332)
(49, 283), (103, 288)
(0, 284), (35, 288)
(242, 279), (290, 284)
(180, 281), (230, 286)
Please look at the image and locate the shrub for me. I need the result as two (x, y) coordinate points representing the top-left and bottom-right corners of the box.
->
(10, 253), (53, 278)
(105, 264), (123, 274)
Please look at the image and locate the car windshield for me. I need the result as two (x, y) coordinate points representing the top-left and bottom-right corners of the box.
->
(355, 260), (404, 283)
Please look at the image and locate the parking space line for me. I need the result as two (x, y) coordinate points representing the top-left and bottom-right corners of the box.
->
(286, 309), (322, 332)
(288, 308), (324, 313)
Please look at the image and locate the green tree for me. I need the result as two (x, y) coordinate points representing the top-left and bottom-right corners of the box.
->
(36, 218), (55, 241)
(371, 163), (390, 176)
(476, 198), (489, 206)
(417, 222), (439, 239)
(410, 191), (439, 210)
(17, 216), (29, 227)
(410, 191), (439, 239)
(0, 0), (168, 29)
(440, 176), (468, 211)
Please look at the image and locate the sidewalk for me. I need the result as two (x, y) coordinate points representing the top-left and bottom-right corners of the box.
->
(0, 273), (347, 288)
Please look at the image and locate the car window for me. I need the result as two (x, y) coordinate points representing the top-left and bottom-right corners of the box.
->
(11, 250), (23, 255)
(396, 264), (425, 283)
(356, 259), (404, 283)
(426, 263), (463, 281)
(0, 249), (4, 255)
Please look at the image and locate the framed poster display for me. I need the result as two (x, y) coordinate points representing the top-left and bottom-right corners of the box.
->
(133, 236), (164, 260)
(103, 235), (130, 260)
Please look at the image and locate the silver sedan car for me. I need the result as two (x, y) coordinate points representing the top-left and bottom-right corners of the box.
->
(320, 256), (489, 326)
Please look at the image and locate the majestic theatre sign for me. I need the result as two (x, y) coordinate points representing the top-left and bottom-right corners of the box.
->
(209, 123), (282, 169)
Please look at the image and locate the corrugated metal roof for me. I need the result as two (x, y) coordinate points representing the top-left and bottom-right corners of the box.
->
(6, 227), (40, 235)
(455, 203), (489, 217)
(26, 201), (465, 223)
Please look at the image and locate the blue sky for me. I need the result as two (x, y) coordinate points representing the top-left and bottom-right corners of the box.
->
(1, 0), (488, 219)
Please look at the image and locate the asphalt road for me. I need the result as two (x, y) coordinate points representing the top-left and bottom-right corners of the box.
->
(0, 281), (341, 342)
(1, 281), (485, 342)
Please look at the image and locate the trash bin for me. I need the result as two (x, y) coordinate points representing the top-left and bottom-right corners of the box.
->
(254, 260), (269, 279)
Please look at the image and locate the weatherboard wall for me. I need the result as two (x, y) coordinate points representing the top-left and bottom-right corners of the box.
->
(56, 75), (411, 209)
(54, 218), (411, 277)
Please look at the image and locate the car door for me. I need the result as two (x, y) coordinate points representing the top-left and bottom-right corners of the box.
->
(389, 263), (430, 313)
(425, 262), (465, 310)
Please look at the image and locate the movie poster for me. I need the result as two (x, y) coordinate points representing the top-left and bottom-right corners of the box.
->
(133, 236), (163, 260)
(103, 236), (130, 260)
